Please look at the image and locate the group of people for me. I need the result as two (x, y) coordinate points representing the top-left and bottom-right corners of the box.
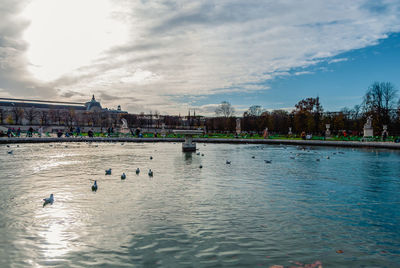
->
(4, 127), (33, 138)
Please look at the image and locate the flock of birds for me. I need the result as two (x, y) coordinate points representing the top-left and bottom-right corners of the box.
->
(42, 154), (156, 207)
(4, 142), (346, 208)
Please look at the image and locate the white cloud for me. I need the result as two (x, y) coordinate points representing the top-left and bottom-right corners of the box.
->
(328, 58), (349, 64)
(1, 0), (400, 114)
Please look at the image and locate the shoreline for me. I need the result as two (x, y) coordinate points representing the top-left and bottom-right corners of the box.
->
(1, 137), (400, 150)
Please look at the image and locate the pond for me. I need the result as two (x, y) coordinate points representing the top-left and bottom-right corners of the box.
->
(1, 142), (399, 267)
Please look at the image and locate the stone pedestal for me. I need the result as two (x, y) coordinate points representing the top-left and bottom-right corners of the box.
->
(364, 128), (373, 137)
(173, 130), (204, 152)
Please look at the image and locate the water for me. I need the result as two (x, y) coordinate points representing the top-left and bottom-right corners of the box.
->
(1, 142), (400, 267)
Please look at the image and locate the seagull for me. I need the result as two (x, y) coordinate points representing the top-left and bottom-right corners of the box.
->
(136, 168), (140, 174)
(264, 160), (272, 164)
(92, 181), (98, 192)
(226, 160), (231, 164)
(43, 194), (54, 207)
(121, 173), (126, 180)
(105, 168), (112, 175)
(148, 169), (153, 177)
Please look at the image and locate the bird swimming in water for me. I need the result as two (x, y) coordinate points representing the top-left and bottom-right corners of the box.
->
(121, 173), (126, 180)
(92, 181), (98, 192)
(264, 160), (272, 164)
(148, 169), (153, 177)
(252, 156), (255, 159)
(201, 154), (204, 156)
(150, 156), (153, 160)
(196, 152), (200, 155)
(7, 150), (13, 154)
(199, 165), (203, 168)
(136, 168), (140, 174)
(6, 145), (10, 147)
(105, 168), (112, 175)
(226, 160), (231, 164)
(43, 194), (54, 207)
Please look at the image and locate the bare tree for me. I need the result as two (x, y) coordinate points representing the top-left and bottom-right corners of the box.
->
(39, 110), (49, 126)
(215, 101), (235, 117)
(64, 109), (76, 126)
(100, 111), (110, 130)
(11, 106), (24, 125)
(363, 82), (397, 126)
(24, 107), (39, 125)
(49, 109), (62, 125)
(244, 105), (263, 117)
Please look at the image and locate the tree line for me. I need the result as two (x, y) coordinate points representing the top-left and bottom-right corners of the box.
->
(210, 82), (400, 136)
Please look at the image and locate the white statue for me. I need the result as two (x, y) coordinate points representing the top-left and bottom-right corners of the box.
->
(365, 116), (372, 128)
(363, 116), (373, 137)
(120, 118), (129, 134)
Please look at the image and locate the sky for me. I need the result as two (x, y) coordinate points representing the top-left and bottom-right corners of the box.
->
(0, 0), (400, 116)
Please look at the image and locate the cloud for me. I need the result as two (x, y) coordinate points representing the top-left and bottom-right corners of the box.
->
(328, 58), (348, 64)
(59, 90), (86, 98)
(1, 0), (400, 114)
(0, 0), (56, 98)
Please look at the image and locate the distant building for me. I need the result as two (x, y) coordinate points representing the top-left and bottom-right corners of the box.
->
(0, 95), (127, 127)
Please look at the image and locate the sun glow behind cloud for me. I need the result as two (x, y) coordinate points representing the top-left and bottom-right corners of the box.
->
(22, 0), (128, 81)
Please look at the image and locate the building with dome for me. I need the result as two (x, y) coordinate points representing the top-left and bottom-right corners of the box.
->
(0, 95), (127, 127)
(85, 95), (103, 111)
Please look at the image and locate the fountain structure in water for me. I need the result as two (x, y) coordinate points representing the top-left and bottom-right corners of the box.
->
(173, 129), (203, 152)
